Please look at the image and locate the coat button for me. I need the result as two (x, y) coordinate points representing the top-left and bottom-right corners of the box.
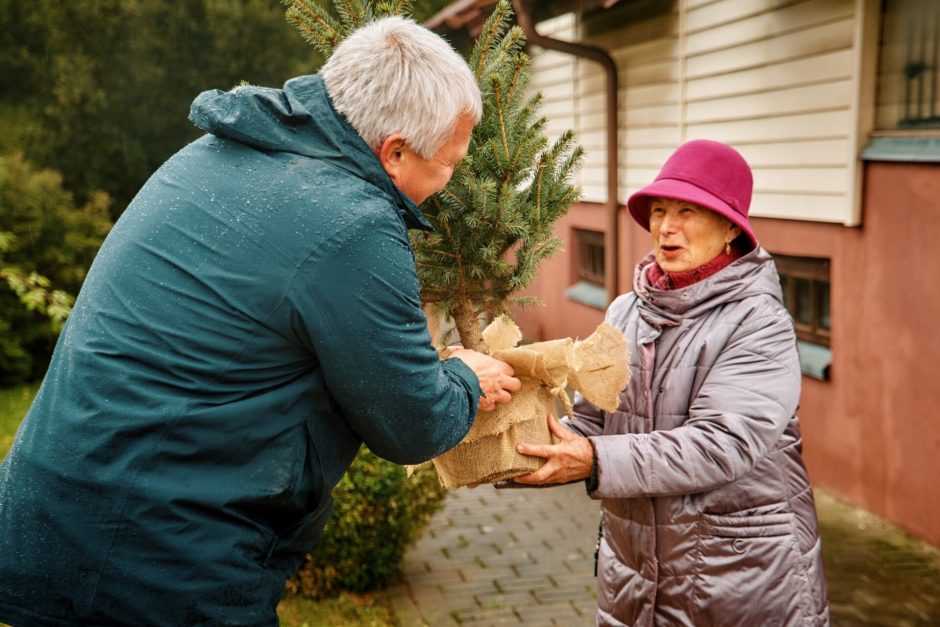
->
(732, 539), (746, 554)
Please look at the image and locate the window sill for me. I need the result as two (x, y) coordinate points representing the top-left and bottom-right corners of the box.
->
(861, 136), (940, 163)
(564, 281), (607, 310)
(797, 341), (831, 381)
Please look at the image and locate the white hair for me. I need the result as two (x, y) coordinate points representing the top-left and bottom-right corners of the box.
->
(321, 16), (482, 159)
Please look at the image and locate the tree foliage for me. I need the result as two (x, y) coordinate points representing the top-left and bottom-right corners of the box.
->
(0, 153), (113, 384)
(0, 0), (322, 218)
(287, 0), (583, 349)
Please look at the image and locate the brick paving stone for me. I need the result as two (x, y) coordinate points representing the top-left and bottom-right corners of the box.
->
(510, 562), (572, 579)
(452, 607), (522, 624)
(439, 579), (502, 597)
(402, 570), (465, 587)
(458, 568), (518, 584)
(493, 579), (555, 596)
(390, 483), (940, 625)
(513, 601), (587, 626)
(532, 587), (594, 605)
(474, 590), (537, 609)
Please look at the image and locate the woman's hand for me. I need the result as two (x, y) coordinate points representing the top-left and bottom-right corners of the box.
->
(446, 347), (522, 412)
(511, 415), (594, 485)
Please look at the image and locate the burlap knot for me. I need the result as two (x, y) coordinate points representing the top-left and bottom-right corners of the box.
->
(430, 315), (630, 489)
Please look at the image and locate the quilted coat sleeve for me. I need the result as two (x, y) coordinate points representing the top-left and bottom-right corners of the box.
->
(288, 206), (481, 465)
(590, 300), (802, 499)
(564, 393), (606, 437)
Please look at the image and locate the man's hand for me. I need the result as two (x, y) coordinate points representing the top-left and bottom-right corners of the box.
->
(447, 347), (521, 412)
(511, 415), (593, 485)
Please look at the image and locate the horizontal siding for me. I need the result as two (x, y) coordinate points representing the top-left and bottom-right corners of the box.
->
(623, 103), (680, 127)
(686, 80), (853, 124)
(750, 192), (848, 222)
(685, 110), (852, 143)
(735, 138), (851, 167)
(686, 0), (800, 34)
(755, 166), (849, 195)
(685, 17), (855, 79)
(524, 0), (863, 224)
(686, 0), (853, 54)
(686, 49), (854, 100)
(527, 15), (579, 188)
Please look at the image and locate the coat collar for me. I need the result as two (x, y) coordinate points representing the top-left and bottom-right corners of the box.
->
(632, 246), (782, 323)
(189, 74), (433, 232)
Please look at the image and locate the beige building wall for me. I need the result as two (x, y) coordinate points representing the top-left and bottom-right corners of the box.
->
(526, 0), (866, 226)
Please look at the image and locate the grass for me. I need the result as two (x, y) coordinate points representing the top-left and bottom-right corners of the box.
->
(277, 592), (394, 626)
(0, 383), (397, 626)
(0, 382), (38, 461)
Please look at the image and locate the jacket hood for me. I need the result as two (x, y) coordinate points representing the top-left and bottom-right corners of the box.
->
(188, 74), (432, 231)
(633, 246), (783, 324)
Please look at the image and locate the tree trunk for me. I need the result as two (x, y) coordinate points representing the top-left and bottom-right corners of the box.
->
(452, 296), (484, 351)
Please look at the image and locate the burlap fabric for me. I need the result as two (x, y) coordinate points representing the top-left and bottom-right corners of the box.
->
(431, 315), (630, 488)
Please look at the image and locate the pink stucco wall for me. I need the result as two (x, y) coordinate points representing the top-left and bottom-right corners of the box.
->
(509, 161), (940, 546)
(763, 161), (940, 548)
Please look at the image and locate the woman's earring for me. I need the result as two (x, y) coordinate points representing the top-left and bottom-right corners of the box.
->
(725, 241), (731, 255)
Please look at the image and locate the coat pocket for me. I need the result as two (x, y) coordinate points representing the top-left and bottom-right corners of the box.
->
(691, 509), (806, 626)
(261, 424), (333, 576)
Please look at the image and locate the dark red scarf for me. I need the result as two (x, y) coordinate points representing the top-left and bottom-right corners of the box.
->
(647, 248), (742, 290)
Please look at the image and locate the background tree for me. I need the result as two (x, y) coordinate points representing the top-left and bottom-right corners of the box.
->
(0, 154), (112, 384)
(0, 0), (323, 219)
(287, 0), (583, 349)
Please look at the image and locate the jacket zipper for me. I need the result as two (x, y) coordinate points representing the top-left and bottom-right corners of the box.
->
(593, 520), (603, 576)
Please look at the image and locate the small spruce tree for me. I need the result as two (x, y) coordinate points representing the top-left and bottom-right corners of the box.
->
(286, 0), (583, 350)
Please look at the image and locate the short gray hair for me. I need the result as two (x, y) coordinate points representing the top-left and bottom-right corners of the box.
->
(321, 16), (482, 159)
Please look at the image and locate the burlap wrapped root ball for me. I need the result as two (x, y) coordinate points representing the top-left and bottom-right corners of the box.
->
(431, 315), (630, 489)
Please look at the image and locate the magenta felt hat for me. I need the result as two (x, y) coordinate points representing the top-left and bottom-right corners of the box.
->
(627, 139), (757, 248)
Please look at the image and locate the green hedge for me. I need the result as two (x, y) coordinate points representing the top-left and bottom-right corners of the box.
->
(285, 448), (446, 600)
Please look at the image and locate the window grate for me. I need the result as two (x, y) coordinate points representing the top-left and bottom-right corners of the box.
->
(879, 0), (940, 130)
(900, 0), (940, 126)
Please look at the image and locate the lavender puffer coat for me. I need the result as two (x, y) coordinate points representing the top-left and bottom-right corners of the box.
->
(568, 247), (829, 626)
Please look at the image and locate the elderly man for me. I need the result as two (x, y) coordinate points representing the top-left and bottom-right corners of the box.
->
(0, 16), (518, 626)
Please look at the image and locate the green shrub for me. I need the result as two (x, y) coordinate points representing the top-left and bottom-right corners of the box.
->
(285, 448), (447, 599)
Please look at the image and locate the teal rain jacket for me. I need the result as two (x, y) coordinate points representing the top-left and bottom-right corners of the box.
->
(0, 74), (480, 626)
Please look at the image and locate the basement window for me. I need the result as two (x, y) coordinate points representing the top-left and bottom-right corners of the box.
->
(575, 229), (605, 286)
(775, 254), (831, 381)
(565, 229), (606, 309)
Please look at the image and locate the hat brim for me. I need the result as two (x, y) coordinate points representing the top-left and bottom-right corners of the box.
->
(627, 178), (758, 249)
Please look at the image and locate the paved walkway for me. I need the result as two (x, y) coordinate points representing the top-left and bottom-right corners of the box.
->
(388, 484), (940, 626)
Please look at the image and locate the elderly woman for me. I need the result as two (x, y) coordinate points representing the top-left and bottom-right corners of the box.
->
(514, 140), (830, 625)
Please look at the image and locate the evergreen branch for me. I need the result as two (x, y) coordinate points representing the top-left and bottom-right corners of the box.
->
(418, 248), (459, 260)
(470, 1), (512, 81)
(377, 1), (410, 16)
(488, 79), (512, 174)
(505, 53), (528, 106)
(438, 186), (471, 215)
(336, 0), (369, 29)
(510, 295), (543, 309)
(492, 26), (526, 70)
(503, 126), (546, 184)
(286, 1), (344, 56)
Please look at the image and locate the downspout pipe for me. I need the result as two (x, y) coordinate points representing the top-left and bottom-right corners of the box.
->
(512, 0), (620, 304)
